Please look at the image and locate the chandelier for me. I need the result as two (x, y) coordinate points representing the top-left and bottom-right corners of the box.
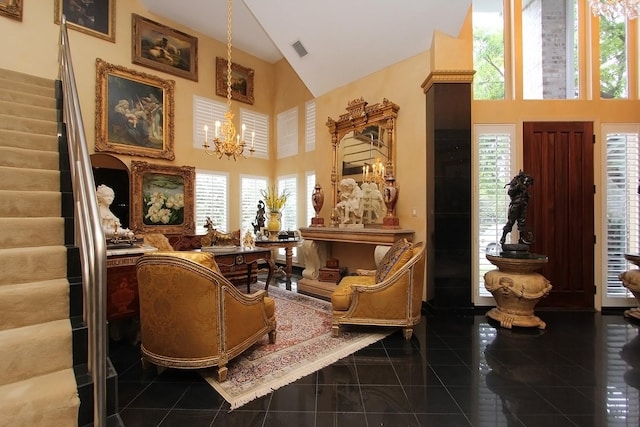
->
(362, 158), (386, 188)
(203, 0), (254, 160)
(590, 0), (640, 20)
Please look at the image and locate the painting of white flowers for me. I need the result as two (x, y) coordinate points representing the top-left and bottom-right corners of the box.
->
(130, 161), (195, 235)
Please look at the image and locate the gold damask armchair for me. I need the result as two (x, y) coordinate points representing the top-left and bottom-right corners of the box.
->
(136, 251), (276, 382)
(331, 240), (425, 339)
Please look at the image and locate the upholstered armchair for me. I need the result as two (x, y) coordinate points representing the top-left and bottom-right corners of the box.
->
(135, 251), (276, 382)
(331, 239), (425, 339)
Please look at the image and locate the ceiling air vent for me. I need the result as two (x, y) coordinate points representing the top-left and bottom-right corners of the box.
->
(291, 40), (308, 58)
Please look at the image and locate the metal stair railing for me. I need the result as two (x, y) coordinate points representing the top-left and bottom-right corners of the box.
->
(58, 16), (108, 427)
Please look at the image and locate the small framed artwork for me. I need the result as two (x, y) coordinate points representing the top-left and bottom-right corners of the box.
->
(95, 58), (175, 160)
(0, 0), (23, 21)
(130, 161), (195, 235)
(54, 0), (115, 42)
(132, 14), (198, 82)
(216, 56), (255, 105)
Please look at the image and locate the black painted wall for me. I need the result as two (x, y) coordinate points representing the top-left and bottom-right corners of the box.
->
(425, 82), (472, 310)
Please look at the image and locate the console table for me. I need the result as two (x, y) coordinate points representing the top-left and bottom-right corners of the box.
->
(297, 227), (414, 298)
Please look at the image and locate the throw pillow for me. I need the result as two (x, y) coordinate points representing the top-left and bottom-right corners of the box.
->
(375, 239), (413, 283)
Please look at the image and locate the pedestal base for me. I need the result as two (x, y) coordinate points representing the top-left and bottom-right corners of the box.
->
(297, 278), (336, 299)
(624, 307), (640, 321)
(311, 217), (325, 227)
(486, 307), (547, 329)
(382, 216), (400, 229)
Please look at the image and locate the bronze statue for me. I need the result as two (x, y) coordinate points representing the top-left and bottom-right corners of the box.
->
(500, 171), (534, 245)
(252, 200), (266, 234)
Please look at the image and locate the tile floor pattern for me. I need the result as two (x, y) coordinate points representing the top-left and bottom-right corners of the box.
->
(111, 278), (640, 426)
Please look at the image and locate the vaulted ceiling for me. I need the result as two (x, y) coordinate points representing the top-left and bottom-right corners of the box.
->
(139, 0), (471, 97)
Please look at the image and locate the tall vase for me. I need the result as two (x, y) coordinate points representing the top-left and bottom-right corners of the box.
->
(267, 211), (281, 241)
(382, 174), (400, 228)
(311, 183), (325, 226)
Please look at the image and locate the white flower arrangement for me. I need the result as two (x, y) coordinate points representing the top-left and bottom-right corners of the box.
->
(143, 191), (185, 225)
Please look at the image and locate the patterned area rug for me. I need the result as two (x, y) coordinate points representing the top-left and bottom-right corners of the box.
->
(200, 284), (392, 410)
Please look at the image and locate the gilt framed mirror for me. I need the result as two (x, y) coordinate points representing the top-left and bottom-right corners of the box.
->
(327, 97), (399, 225)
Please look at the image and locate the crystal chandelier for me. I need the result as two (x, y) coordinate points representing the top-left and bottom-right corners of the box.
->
(203, 0), (254, 160)
(590, 0), (640, 20)
(362, 158), (386, 188)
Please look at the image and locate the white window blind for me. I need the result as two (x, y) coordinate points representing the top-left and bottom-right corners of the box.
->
(240, 176), (268, 234)
(306, 172), (316, 226)
(277, 107), (298, 159)
(195, 171), (228, 234)
(278, 175), (297, 232)
(193, 95), (226, 150)
(305, 100), (316, 152)
(476, 125), (514, 298)
(240, 109), (269, 159)
(604, 125), (640, 300)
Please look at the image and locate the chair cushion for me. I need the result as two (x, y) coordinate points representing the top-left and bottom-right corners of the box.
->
(148, 251), (222, 274)
(331, 275), (376, 311)
(143, 233), (174, 251)
(375, 239), (413, 282)
(263, 296), (276, 319)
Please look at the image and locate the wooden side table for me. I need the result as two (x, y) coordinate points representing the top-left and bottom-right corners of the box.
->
(254, 239), (302, 287)
(201, 246), (275, 292)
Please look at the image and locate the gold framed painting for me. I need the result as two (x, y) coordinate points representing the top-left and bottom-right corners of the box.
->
(130, 161), (195, 235)
(216, 57), (255, 105)
(54, 0), (115, 42)
(95, 58), (175, 160)
(132, 14), (198, 82)
(0, 0), (22, 21)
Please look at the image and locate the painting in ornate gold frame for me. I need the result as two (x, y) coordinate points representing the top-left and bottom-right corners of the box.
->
(215, 57), (254, 105)
(95, 58), (175, 160)
(0, 0), (23, 21)
(132, 14), (198, 82)
(130, 161), (195, 235)
(54, 0), (115, 43)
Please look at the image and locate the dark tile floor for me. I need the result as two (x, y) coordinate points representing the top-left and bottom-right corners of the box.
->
(110, 276), (640, 427)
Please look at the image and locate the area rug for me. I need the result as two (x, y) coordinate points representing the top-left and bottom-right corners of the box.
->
(200, 284), (392, 409)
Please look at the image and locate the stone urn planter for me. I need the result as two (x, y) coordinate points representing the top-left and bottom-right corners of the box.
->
(620, 254), (640, 320)
(484, 254), (552, 329)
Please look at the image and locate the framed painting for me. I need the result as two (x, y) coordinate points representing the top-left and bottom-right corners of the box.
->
(130, 161), (195, 235)
(0, 0), (22, 21)
(216, 56), (254, 105)
(132, 14), (198, 82)
(54, 0), (115, 42)
(95, 58), (175, 160)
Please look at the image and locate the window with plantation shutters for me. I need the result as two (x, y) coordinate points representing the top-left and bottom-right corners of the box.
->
(193, 96), (226, 150)
(240, 109), (269, 159)
(195, 171), (228, 234)
(278, 175), (297, 232)
(306, 172), (316, 227)
(240, 176), (268, 234)
(476, 125), (515, 299)
(278, 175), (298, 261)
(603, 124), (640, 303)
(277, 107), (298, 159)
(305, 100), (316, 152)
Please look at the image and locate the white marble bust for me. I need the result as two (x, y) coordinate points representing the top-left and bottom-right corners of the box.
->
(96, 184), (134, 239)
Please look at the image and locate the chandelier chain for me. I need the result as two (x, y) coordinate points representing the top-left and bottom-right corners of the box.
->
(226, 0), (232, 108)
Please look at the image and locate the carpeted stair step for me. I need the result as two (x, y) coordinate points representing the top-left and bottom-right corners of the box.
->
(0, 319), (73, 386)
(0, 128), (58, 152)
(0, 72), (55, 99)
(0, 368), (80, 426)
(0, 190), (60, 217)
(0, 166), (60, 191)
(0, 279), (70, 331)
(0, 145), (59, 170)
(0, 113), (58, 136)
(0, 86), (57, 109)
(0, 99), (57, 122)
(0, 217), (64, 249)
(0, 245), (67, 286)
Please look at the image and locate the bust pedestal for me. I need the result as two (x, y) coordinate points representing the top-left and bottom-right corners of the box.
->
(484, 254), (552, 329)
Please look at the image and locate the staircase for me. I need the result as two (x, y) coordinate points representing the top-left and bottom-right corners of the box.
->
(0, 68), (118, 426)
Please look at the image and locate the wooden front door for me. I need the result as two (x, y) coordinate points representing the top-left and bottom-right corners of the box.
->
(522, 122), (594, 308)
